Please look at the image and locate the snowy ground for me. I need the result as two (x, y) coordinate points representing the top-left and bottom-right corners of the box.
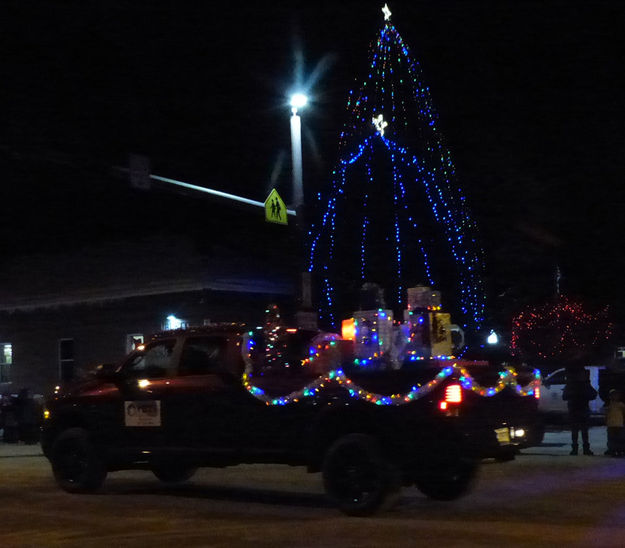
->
(2, 426), (625, 546)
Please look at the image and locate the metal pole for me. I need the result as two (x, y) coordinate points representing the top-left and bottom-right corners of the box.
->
(290, 108), (304, 209)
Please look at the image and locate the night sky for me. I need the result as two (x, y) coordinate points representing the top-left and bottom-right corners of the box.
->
(2, 1), (624, 328)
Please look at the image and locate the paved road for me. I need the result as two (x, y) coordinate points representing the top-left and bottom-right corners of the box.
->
(2, 428), (625, 547)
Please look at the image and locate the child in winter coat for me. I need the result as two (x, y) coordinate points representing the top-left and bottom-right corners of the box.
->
(605, 389), (625, 456)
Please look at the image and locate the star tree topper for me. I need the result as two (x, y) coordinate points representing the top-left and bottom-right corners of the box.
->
(372, 113), (388, 136)
(382, 3), (392, 21)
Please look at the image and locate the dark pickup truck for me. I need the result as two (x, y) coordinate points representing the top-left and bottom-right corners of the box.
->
(41, 324), (542, 515)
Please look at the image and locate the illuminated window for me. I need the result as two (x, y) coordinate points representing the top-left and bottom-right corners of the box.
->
(59, 339), (75, 381)
(164, 315), (187, 331)
(0, 343), (12, 383)
(126, 334), (144, 353)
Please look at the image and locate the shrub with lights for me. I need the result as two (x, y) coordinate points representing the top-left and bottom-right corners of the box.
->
(511, 295), (613, 367)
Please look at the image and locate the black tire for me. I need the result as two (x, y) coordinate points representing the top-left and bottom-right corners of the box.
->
(322, 434), (401, 516)
(50, 427), (107, 493)
(152, 465), (197, 484)
(414, 456), (478, 501)
(495, 448), (517, 462)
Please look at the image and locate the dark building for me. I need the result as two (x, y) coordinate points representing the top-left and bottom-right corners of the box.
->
(0, 151), (300, 395)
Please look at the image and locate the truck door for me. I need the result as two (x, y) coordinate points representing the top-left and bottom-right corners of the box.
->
(115, 338), (179, 449)
(164, 334), (249, 453)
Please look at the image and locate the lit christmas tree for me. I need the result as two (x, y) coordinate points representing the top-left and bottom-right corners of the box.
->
(308, 5), (485, 332)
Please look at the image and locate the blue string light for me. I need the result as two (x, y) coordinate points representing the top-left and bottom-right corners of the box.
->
(309, 18), (485, 331)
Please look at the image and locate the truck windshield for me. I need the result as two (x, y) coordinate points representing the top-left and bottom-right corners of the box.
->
(123, 339), (177, 378)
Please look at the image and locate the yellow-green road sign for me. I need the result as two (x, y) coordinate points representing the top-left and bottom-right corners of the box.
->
(264, 189), (288, 225)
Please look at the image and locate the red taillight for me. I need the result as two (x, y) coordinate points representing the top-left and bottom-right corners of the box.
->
(445, 383), (463, 404)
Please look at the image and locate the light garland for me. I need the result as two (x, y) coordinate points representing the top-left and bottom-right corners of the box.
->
(242, 337), (541, 406)
(242, 365), (540, 406)
(457, 366), (541, 397)
(308, 14), (485, 331)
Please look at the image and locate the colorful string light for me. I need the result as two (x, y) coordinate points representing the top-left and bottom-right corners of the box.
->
(308, 14), (485, 332)
(242, 323), (539, 406)
(242, 357), (540, 406)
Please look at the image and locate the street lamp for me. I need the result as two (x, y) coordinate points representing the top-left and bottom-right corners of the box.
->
(290, 93), (308, 111)
(290, 93), (307, 209)
(289, 92), (315, 319)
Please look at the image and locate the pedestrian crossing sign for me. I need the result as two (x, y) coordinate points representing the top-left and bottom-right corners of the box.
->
(264, 189), (288, 225)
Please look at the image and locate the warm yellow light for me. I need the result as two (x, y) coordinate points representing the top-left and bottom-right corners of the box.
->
(138, 379), (151, 388)
(43, 409), (51, 420)
(341, 318), (356, 341)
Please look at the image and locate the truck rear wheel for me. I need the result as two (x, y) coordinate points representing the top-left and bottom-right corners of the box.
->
(152, 465), (197, 484)
(414, 456), (478, 501)
(322, 433), (400, 516)
(51, 428), (107, 493)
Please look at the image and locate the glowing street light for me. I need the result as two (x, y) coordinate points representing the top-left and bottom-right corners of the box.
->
(290, 93), (308, 209)
(290, 93), (308, 112)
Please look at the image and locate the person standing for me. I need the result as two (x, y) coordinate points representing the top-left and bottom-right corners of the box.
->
(605, 389), (625, 456)
(1, 394), (19, 443)
(16, 388), (40, 444)
(562, 368), (597, 455)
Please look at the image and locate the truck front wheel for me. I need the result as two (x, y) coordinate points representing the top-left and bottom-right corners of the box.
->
(322, 434), (401, 516)
(50, 428), (107, 493)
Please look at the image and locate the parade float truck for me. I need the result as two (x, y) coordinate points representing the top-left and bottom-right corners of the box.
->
(41, 288), (542, 516)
